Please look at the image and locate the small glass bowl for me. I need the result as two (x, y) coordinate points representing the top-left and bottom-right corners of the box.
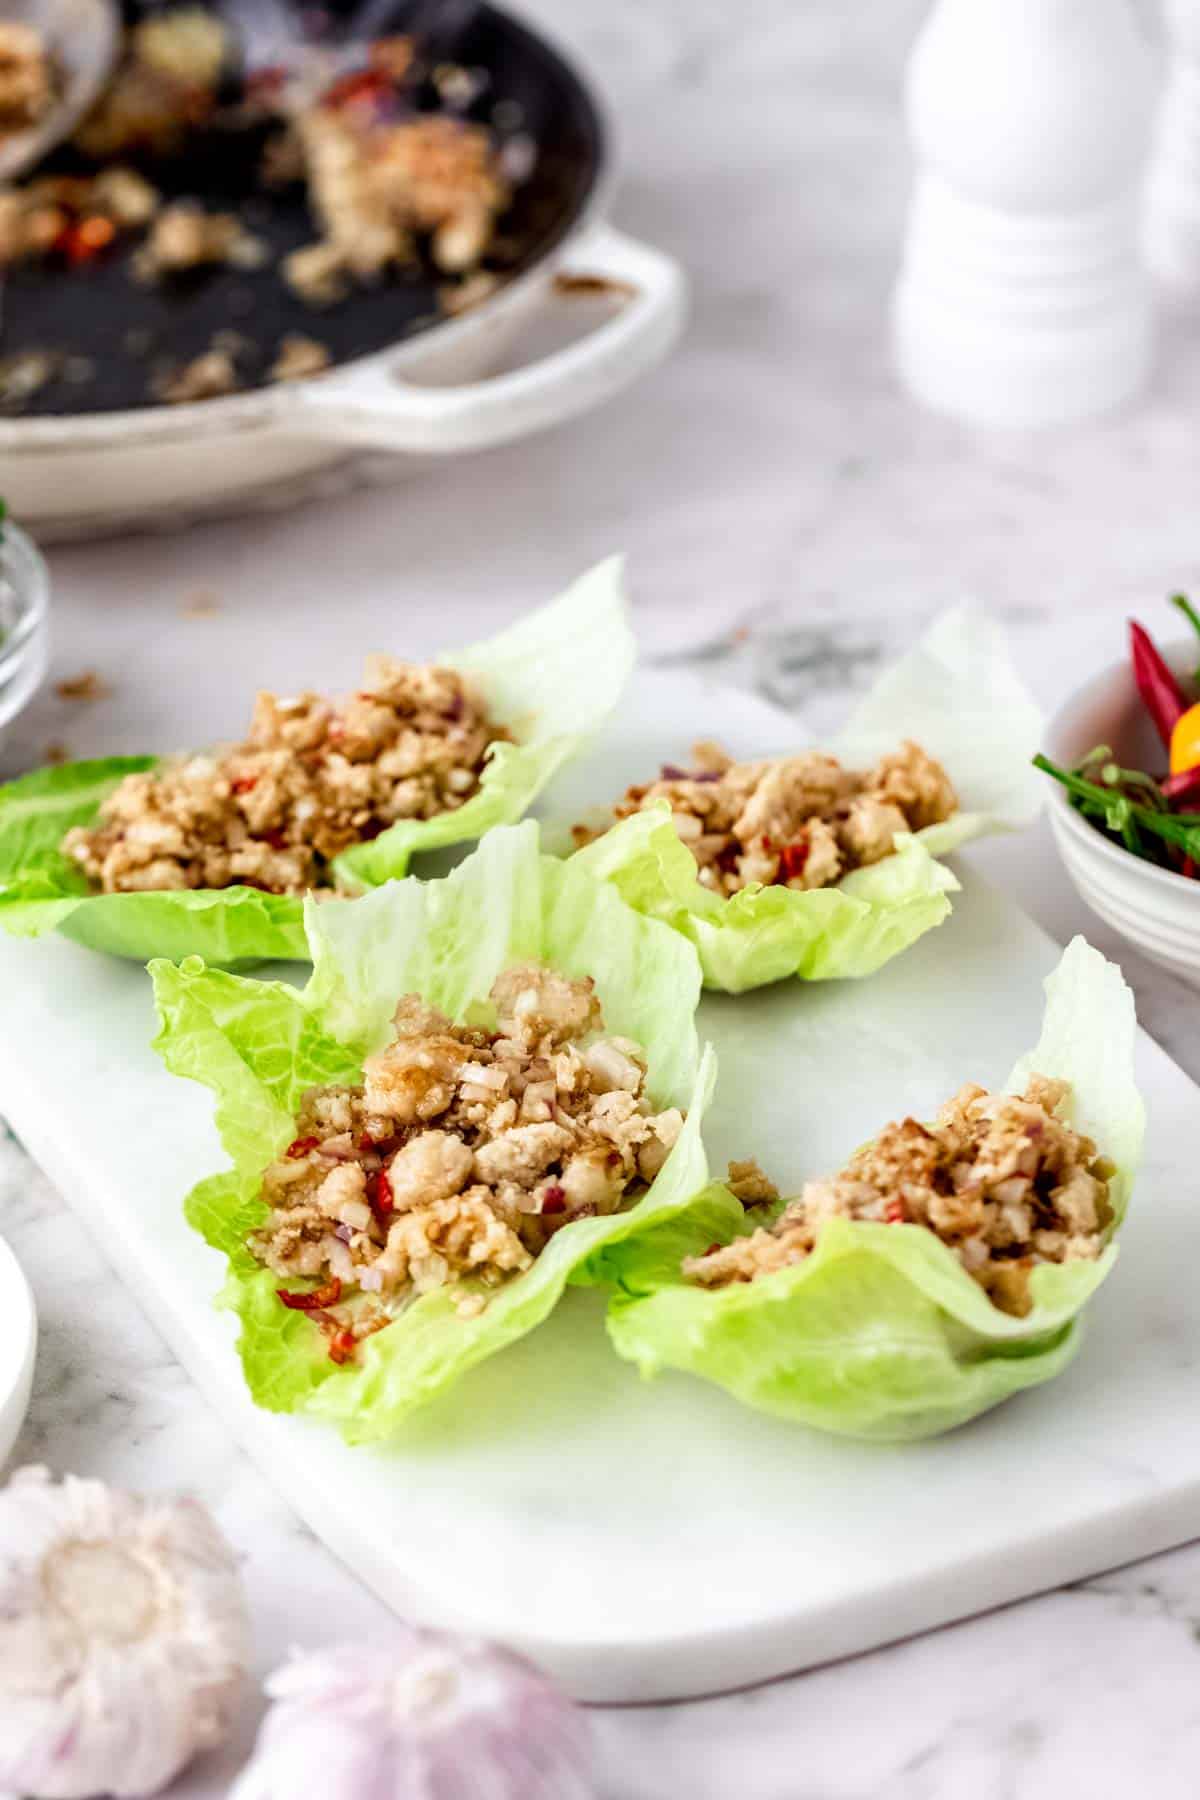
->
(0, 520), (50, 741)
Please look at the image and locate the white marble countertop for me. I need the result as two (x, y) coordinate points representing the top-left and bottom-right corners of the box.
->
(3, 0), (1200, 1793)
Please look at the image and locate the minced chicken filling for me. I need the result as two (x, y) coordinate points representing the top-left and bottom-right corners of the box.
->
(686, 1076), (1113, 1317)
(0, 14), (519, 411)
(285, 104), (509, 305)
(62, 657), (505, 896)
(250, 966), (684, 1360)
(575, 739), (957, 897)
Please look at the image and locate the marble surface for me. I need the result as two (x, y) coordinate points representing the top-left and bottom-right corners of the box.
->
(3, 0), (1200, 1793)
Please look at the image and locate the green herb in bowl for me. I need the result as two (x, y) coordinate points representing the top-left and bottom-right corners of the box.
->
(1036, 592), (1200, 875)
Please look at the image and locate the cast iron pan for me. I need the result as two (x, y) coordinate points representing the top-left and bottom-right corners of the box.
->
(0, 0), (604, 416)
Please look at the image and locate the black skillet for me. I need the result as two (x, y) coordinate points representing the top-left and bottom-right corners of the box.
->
(0, 0), (605, 416)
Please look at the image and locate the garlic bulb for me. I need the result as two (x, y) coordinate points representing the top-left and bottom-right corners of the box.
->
(231, 1631), (595, 1800)
(0, 1465), (250, 1799)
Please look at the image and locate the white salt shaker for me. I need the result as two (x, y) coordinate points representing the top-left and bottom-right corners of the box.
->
(892, 0), (1155, 429)
(1144, 0), (1200, 293)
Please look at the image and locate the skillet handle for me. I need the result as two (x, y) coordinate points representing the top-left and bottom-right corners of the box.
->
(287, 225), (686, 453)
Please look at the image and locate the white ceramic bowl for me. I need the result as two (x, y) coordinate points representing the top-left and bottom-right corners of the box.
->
(1044, 639), (1200, 986)
(0, 1238), (36, 1470)
(0, 520), (51, 744)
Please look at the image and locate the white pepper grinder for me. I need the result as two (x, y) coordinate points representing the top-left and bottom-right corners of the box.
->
(892, 0), (1155, 429)
(1144, 0), (1200, 293)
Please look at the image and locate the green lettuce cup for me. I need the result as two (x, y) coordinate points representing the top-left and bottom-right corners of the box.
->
(150, 822), (714, 1441)
(570, 606), (1042, 991)
(601, 937), (1144, 1441)
(0, 558), (635, 966)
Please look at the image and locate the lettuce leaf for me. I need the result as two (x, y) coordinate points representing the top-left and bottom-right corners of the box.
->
(150, 821), (713, 1440)
(570, 605), (1042, 990)
(0, 559), (635, 965)
(573, 810), (959, 993)
(604, 938), (1143, 1440)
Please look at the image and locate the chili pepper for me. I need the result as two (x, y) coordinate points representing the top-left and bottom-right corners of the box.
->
(326, 1329), (358, 1364)
(324, 68), (393, 111)
(306, 1309), (356, 1361)
(1129, 620), (1189, 748)
(778, 840), (810, 883)
(367, 1168), (394, 1219)
(277, 1276), (342, 1311)
(1164, 765), (1200, 807)
(65, 215), (116, 265)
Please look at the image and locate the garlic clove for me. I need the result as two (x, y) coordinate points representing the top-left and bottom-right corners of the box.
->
(231, 1631), (595, 1800)
(0, 1466), (250, 1799)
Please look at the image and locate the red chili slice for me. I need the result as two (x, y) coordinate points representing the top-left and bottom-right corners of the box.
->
(306, 1309), (361, 1364)
(884, 1199), (905, 1224)
(231, 775), (258, 795)
(326, 1329), (358, 1364)
(1130, 620), (1189, 749)
(324, 68), (394, 109)
(540, 1184), (566, 1215)
(285, 1135), (320, 1159)
(367, 1169), (394, 1218)
(277, 1276), (342, 1311)
(66, 215), (116, 264)
(779, 840), (810, 882)
(1162, 766), (1200, 806)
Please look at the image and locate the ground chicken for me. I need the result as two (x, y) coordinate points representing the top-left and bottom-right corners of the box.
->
(135, 203), (265, 277)
(251, 966), (685, 1359)
(269, 334), (331, 382)
(153, 346), (240, 404)
(0, 167), (161, 269)
(725, 1158), (780, 1207)
(61, 657), (507, 897)
(575, 738), (958, 898)
(685, 1075), (1114, 1317)
(285, 103), (509, 300)
(0, 23), (516, 410)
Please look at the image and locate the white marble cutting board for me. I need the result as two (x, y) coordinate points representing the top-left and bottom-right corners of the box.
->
(0, 670), (1197, 1704)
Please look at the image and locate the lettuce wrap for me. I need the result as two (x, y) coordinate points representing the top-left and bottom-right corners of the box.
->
(0, 558), (635, 966)
(570, 606), (1042, 991)
(150, 822), (714, 1440)
(601, 937), (1143, 1440)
